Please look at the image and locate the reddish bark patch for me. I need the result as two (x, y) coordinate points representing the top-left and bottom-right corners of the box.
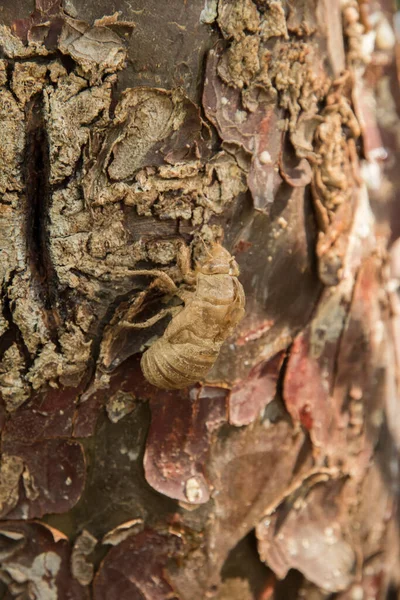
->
(12, 0), (63, 47)
(284, 332), (334, 445)
(73, 392), (105, 438)
(144, 386), (227, 504)
(228, 351), (285, 426)
(202, 420), (308, 579)
(203, 43), (283, 213)
(3, 438), (85, 519)
(4, 386), (80, 442)
(256, 479), (356, 593)
(93, 529), (181, 600)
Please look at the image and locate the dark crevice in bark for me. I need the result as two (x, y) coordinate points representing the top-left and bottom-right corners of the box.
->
(57, 52), (76, 74)
(375, 414), (400, 532)
(110, 76), (122, 119)
(303, 185), (320, 280)
(24, 93), (60, 348)
(330, 267), (360, 396)
(220, 531), (272, 598)
(292, 435), (313, 476)
(387, 583), (399, 600)
(4, 61), (20, 105)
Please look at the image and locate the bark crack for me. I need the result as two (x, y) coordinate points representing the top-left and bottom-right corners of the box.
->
(24, 92), (60, 347)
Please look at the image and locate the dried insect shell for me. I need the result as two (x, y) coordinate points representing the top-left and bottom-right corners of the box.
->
(141, 245), (245, 389)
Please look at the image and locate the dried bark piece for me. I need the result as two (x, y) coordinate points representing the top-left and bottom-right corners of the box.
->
(217, 0), (260, 41)
(0, 521), (88, 599)
(204, 45), (272, 153)
(0, 88), (25, 195)
(218, 36), (260, 90)
(259, 1), (288, 41)
(256, 480), (356, 593)
(106, 390), (136, 423)
(4, 385), (80, 442)
(94, 152), (245, 223)
(0, 455), (24, 518)
(93, 529), (181, 600)
(205, 419), (308, 578)
(7, 272), (52, 357)
(169, 418), (311, 598)
(26, 327), (92, 390)
(200, 0), (218, 25)
(228, 351), (285, 426)
(0, 345), (30, 411)
(203, 45), (282, 213)
(2, 438), (85, 519)
(0, 23), (50, 58)
(58, 16), (127, 84)
(44, 72), (113, 184)
(84, 86), (210, 207)
(144, 386), (226, 504)
(0, 60), (7, 86)
(71, 529), (97, 586)
(12, 62), (47, 105)
(109, 88), (197, 180)
(102, 519), (144, 546)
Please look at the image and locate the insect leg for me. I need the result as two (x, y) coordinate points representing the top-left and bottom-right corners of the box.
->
(176, 243), (196, 285)
(112, 268), (178, 293)
(121, 305), (181, 329)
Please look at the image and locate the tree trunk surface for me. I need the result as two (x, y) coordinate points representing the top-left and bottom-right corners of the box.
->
(0, 0), (399, 598)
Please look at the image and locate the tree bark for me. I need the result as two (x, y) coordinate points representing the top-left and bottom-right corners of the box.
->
(0, 0), (399, 598)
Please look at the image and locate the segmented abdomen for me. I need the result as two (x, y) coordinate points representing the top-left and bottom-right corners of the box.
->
(141, 336), (221, 390)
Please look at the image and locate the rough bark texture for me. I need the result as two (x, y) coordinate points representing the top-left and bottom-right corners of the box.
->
(0, 0), (399, 598)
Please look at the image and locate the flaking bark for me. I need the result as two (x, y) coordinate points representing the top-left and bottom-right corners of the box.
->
(0, 0), (399, 598)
